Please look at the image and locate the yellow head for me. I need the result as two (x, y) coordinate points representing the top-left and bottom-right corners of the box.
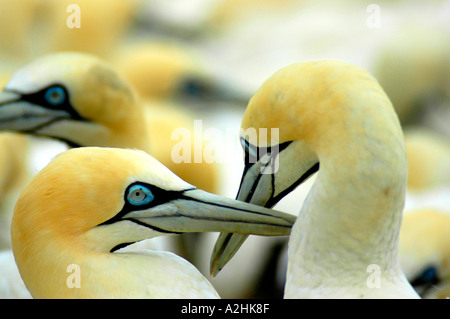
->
(112, 42), (249, 106)
(211, 60), (408, 274)
(11, 147), (295, 297)
(112, 42), (207, 101)
(399, 209), (450, 299)
(237, 60), (405, 206)
(0, 52), (148, 149)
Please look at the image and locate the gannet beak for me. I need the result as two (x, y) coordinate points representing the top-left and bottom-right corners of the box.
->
(0, 90), (21, 106)
(0, 89), (73, 132)
(121, 188), (295, 236)
(210, 141), (319, 277)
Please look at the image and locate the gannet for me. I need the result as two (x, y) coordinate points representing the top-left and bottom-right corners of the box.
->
(399, 209), (450, 299)
(11, 147), (294, 298)
(111, 42), (209, 102)
(110, 42), (249, 108)
(211, 60), (420, 298)
(0, 52), (218, 193)
(0, 52), (219, 297)
(372, 25), (450, 129)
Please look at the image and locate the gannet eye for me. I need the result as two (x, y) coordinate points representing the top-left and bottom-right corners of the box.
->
(127, 184), (154, 206)
(44, 86), (66, 106)
(180, 78), (206, 97)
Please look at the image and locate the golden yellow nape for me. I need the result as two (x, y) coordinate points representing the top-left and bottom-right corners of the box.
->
(11, 147), (294, 298)
(11, 147), (215, 298)
(399, 209), (450, 299)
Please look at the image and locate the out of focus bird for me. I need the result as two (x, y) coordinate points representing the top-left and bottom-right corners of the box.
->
(111, 42), (209, 102)
(372, 25), (450, 133)
(399, 209), (450, 299)
(110, 41), (250, 110)
(0, 52), (219, 193)
(398, 128), (450, 299)
(11, 147), (294, 298)
(211, 60), (420, 298)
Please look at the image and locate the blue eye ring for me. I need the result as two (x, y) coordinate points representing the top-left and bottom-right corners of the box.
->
(45, 86), (66, 106)
(127, 184), (154, 206)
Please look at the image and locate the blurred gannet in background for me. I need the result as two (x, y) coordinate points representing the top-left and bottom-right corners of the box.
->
(110, 41), (250, 109)
(11, 147), (294, 298)
(398, 128), (450, 299)
(0, 52), (224, 298)
(399, 209), (450, 299)
(212, 60), (420, 298)
(0, 52), (219, 194)
(372, 25), (450, 134)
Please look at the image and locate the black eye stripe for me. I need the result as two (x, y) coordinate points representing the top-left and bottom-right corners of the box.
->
(13, 83), (87, 122)
(97, 182), (193, 226)
(241, 138), (293, 165)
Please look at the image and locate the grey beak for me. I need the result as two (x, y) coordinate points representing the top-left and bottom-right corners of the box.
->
(122, 189), (295, 236)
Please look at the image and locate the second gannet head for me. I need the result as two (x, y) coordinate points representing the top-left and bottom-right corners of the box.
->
(399, 209), (450, 299)
(212, 60), (419, 298)
(0, 52), (149, 150)
(11, 147), (295, 298)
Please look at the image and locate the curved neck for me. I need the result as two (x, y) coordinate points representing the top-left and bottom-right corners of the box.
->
(285, 102), (418, 298)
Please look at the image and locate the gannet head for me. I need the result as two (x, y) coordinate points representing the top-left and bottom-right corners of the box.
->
(399, 209), (450, 299)
(112, 42), (250, 105)
(211, 60), (407, 274)
(11, 147), (295, 295)
(0, 52), (144, 148)
(239, 59), (404, 205)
